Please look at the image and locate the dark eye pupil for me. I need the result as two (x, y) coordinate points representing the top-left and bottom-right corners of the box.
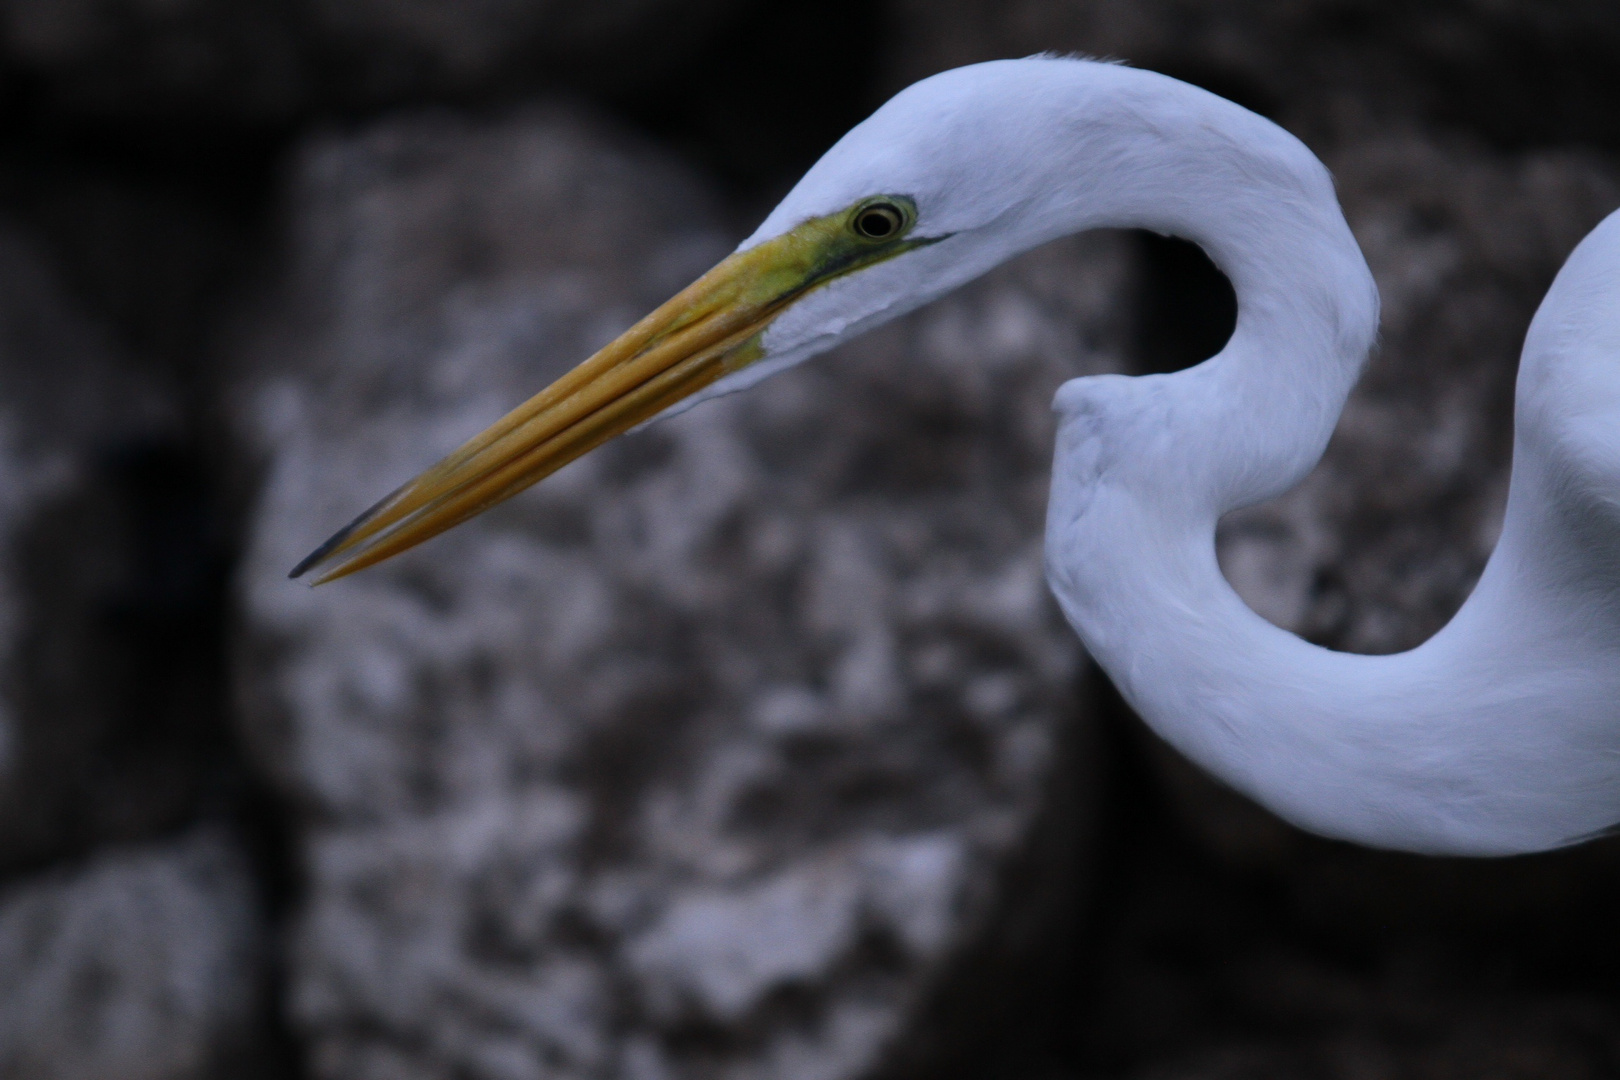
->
(856, 205), (900, 238)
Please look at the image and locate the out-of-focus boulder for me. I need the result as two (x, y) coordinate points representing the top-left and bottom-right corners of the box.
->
(0, 225), (212, 875)
(228, 105), (1126, 1079)
(0, 0), (740, 120)
(0, 828), (261, 1080)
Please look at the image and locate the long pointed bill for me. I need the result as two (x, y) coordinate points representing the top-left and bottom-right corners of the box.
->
(291, 196), (934, 584)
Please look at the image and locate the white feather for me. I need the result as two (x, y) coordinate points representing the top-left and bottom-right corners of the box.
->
(697, 57), (1620, 854)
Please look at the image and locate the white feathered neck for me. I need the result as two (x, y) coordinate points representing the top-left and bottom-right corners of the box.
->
(1016, 61), (1620, 855)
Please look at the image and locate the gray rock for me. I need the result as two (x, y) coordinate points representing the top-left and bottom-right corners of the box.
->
(0, 828), (261, 1080)
(0, 225), (199, 873)
(228, 105), (1125, 1078)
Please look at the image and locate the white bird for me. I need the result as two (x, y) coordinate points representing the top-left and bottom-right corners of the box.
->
(292, 57), (1620, 858)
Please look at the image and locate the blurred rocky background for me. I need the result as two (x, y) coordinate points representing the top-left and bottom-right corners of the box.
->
(0, 3), (1619, 1079)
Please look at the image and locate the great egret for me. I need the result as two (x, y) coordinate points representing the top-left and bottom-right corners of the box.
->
(292, 57), (1620, 857)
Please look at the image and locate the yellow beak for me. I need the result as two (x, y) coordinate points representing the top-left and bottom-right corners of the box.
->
(291, 196), (931, 584)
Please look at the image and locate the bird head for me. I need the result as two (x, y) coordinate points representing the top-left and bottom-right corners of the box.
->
(290, 59), (1119, 583)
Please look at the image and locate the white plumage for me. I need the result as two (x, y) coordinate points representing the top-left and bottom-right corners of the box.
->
(714, 57), (1620, 855)
(302, 57), (1620, 856)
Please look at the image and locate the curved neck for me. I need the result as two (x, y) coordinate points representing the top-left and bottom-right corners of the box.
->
(1041, 75), (1620, 855)
(1028, 67), (1382, 514)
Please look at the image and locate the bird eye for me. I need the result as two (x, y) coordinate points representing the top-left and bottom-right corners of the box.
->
(853, 201), (904, 240)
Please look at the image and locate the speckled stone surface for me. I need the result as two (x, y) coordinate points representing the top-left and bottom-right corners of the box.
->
(0, 829), (261, 1080)
(228, 105), (1123, 1080)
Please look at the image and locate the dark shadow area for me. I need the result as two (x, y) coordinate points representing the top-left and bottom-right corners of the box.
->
(879, 671), (1103, 1080)
(1295, 4), (1620, 154)
(1129, 231), (1239, 375)
(600, 0), (896, 202)
(1041, 677), (1620, 1077)
(0, 106), (299, 1080)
